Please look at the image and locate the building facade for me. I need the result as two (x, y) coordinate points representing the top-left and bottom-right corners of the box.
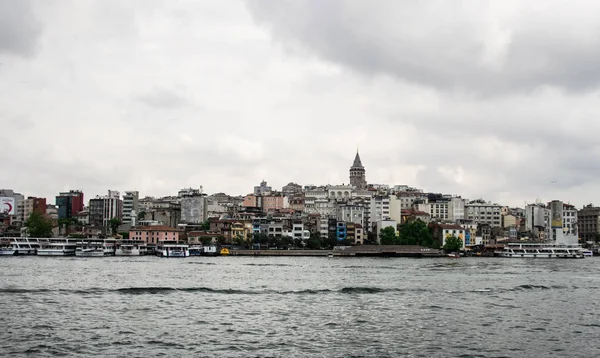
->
(56, 190), (84, 220)
(122, 191), (139, 226)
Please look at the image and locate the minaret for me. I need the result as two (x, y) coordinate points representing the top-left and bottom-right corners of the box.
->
(349, 150), (366, 189)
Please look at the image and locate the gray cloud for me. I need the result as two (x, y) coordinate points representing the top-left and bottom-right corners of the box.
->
(2, 0), (600, 209)
(247, 0), (600, 95)
(135, 88), (191, 109)
(0, 0), (41, 57)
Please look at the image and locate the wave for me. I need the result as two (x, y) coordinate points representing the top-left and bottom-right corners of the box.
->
(0, 284), (571, 296)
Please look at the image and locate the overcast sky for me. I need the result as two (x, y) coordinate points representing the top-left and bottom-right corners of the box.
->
(2, 0), (600, 207)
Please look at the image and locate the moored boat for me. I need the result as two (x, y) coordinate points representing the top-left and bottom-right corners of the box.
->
(0, 239), (16, 256)
(447, 252), (460, 258)
(156, 240), (189, 257)
(76, 239), (116, 257)
(496, 243), (585, 259)
(9, 237), (43, 255)
(37, 238), (77, 256)
(582, 249), (593, 257)
(115, 239), (146, 256)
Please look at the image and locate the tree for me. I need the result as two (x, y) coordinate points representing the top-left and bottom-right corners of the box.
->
(137, 211), (146, 220)
(443, 235), (463, 252)
(324, 233), (338, 249)
(380, 226), (400, 245)
(399, 219), (434, 247)
(119, 232), (130, 240)
(201, 220), (210, 230)
(24, 212), (53, 238)
(109, 218), (121, 236)
(306, 234), (323, 249)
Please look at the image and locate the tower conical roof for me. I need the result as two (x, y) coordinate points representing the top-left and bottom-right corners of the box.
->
(352, 151), (363, 168)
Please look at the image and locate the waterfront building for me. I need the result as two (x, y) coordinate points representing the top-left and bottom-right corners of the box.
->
(55, 190), (84, 220)
(430, 223), (466, 249)
(349, 151), (367, 190)
(1, 189), (25, 226)
(129, 225), (183, 244)
(337, 204), (365, 227)
(373, 219), (397, 244)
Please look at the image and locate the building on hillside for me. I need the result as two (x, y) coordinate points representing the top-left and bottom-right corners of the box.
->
(24, 197), (47, 220)
(254, 180), (272, 196)
(129, 226), (183, 244)
(180, 190), (208, 224)
(525, 203), (551, 240)
(336, 204), (365, 227)
(55, 190), (84, 220)
(282, 182), (303, 195)
(122, 191), (139, 226)
(578, 204), (600, 242)
(349, 151), (367, 190)
(465, 200), (502, 227)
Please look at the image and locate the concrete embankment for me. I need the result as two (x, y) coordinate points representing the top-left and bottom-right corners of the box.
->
(229, 249), (330, 256)
(229, 245), (445, 257)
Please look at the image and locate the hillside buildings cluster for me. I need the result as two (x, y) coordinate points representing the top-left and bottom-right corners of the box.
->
(2, 151), (599, 249)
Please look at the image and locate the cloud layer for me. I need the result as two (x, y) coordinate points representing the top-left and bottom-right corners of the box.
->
(1, 1), (600, 208)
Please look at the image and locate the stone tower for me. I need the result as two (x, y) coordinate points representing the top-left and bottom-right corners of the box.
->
(349, 151), (366, 189)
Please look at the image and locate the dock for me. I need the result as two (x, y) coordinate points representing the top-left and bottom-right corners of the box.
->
(229, 245), (444, 257)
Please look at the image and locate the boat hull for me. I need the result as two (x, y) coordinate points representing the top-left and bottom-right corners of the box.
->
(497, 252), (584, 259)
(76, 250), (114, 257)
(37, 250), (75, 256)
(0, 249), (17, 256)
(115, 248), (142, 256)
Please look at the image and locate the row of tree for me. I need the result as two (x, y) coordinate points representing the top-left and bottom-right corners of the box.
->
(378, 219), (463, 251)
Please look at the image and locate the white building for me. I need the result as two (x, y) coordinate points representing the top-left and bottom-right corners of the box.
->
(122, 191), (139, 226)
(336, 204), (365, 227)
(374, 219), (397, 244)
(369, 196), (390, 226)
(448, 197), (465, 222)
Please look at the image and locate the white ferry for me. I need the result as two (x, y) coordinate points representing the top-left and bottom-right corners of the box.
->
(156, 241), (189, 258)
(582, 249), (593, 257)
(75, 239), (116, 257)
(496, 243), (585, 259)
(37, 238), (77, 256)
(10, 237), (43, 255)
(0, 239), (16, 255)
(115, 240), (147, 256)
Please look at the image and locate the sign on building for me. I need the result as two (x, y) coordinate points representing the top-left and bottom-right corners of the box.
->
(1, 197), (15, 215)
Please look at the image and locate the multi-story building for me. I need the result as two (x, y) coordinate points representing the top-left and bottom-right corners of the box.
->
(525, 203), (551, 240)
(122, 191), (139, 226)
(282, 182), (303, 195)
(88, 191), (122, 229)
(129, 226), (183, 244)
(578, 204), (600, 243)
(369, 196), (390, 227)
(55, 190), (84, 220)
(465, 200), (502, 227)
(23, 197), (47, 220)
(180, 189), (207, 224)
(373, 219), (397, 244)
(1, 189), (25, 225)
(336, 204), (365, 227)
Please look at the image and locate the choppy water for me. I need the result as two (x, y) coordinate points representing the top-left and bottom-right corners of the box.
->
(1, 256), (600, 357)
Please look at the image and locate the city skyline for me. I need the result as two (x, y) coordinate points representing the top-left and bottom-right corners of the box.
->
(2, 1), (600, 208)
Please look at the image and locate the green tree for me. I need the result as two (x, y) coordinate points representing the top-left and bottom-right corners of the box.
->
(24, 212), (53, 238)
(109, 218), (121, 235)
(324, 233), (338, 249)
(119, 232), (130, 240)
(306, 234), (323, 249)
(201, 220), (210, 230)
(379, 226), (400, 245)
(443, 235), (463, 252)
(399, 219), (434, 247)
(137, 211), (146, 220)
